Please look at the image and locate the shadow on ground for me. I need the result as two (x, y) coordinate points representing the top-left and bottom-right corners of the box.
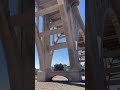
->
(50, 80), (85, 87)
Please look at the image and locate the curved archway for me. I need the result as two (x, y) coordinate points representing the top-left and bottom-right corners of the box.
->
(102, 8), (120, 88)
(35, 0), (83, 82)
(51, 48), (70, 71)
(48, 75), (69, 82)
(102, 8), (120, 55)
(51, 75), (69, 81)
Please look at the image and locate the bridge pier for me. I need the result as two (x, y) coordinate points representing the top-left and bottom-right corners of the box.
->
(68, 70), (82, 82)
(37, 71), (47, 82)
(37, 70), (82, 82)
(35, 0), (84, 82)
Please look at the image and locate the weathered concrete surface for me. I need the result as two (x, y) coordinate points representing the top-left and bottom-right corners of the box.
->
(86, 0), (120, 89)
(35, 0), (84, 82)
(37, 71), (82, 81)
(37, 71), (46, 82)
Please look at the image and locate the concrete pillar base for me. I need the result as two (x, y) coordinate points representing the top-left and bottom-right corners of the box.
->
(37, 70), (82, 82)
(69, 70), (82, 81)
(37, 71), (46, 82)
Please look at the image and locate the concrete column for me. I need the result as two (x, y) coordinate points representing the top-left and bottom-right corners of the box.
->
(35, 28), (45, 71)
(58, 3), (79, 70)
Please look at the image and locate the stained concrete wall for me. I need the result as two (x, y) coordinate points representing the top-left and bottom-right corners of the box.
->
(0, 40), (10, 90)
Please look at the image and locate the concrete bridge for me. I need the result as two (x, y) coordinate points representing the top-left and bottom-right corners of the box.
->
(35, 0), (85, 82)
(37, 70), (82, 81)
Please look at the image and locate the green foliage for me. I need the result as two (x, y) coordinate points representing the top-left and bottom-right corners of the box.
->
(54, 63), (64, 71)
(81, 63), (85, 76)
(82, 63), (85, 70)
(63, 64), (69, 71)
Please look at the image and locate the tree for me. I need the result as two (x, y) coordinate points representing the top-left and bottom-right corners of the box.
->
(63, 64), (69, 71)
(82, 63), (85, 70)
(79, 63), (83, 69)
(54, 63), (64, 71)
(81, 63), (85, 76)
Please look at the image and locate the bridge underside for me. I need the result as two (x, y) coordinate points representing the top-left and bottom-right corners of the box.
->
(35, 0), (85, 82)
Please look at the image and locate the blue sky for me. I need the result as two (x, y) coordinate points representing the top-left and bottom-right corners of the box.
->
(35, 0), (85, 69)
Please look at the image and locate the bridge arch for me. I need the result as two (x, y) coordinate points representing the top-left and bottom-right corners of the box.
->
(101, 8), (120, 86)
(102, 8), (120, 52)
(103, 8), (120, 36)
(48, 75), (69, 81)
(35, 0), (83, 82)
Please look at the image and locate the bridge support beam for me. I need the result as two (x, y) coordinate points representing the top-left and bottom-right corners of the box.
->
(37, 70), (82, 82)
(35, 0), (84, 82)
(37, 71), (82, 82)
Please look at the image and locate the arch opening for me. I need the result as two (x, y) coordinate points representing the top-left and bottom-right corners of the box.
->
(103, 10), (120, 60)
(51, 48), (70, 71)
(102, 9), (120, 89)
(38, 16), (42, 32)
(51, 75), (69, 82)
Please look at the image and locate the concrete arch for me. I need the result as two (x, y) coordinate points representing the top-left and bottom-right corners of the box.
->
(47, 74), (69, 81)
(53, 34), (65, 44)
(101, 8), (120, 88)
(102, 8), (116, 37)
(49, 34), (67, 71)
(36, 0), (83, 82)
(45, 71), (81, 82)
(103, 8), (120, 35)
(102, 8), (120, 44)
(99, 7), (120, 59)
(96, 8), (120, 60)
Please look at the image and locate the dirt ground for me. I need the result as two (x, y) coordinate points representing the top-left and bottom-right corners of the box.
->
(35, 76), (85, 90)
